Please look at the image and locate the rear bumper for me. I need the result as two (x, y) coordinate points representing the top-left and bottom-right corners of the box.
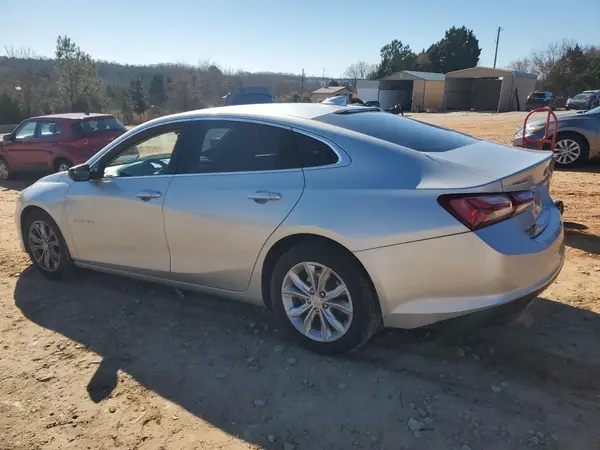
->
(355, 205), (564, 329)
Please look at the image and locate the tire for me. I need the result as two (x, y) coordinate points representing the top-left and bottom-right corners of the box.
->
(553, 133), (589, 167)
(270, 241), (382, 355)
(0, 157), (11, 180)
(54, 158), (73, 173)
(23, 209), (77, 280)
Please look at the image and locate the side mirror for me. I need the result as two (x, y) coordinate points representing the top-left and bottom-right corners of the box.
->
(2, 134), (14, 142)
(68, 164), (91, 182)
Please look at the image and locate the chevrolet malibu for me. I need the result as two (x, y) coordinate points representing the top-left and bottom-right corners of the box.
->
(15, 104), (565, 354)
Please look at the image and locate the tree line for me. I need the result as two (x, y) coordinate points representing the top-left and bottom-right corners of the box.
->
(508, 40), (600, 97)
(342, 26), (481, 82)
(0, 36), (322, 125)
(2, 31), (599, 126)
(342, 28), (600, 99)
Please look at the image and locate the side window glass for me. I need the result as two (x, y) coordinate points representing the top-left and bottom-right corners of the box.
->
(39, 122), (61, 137)
(15, 122), (37, 140)
(103, 130), (180, 178)
(294, 132), (339, 168)
(189, 121), (298, 173)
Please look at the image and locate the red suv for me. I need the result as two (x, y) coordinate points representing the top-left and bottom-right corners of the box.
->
(0, 113), (126, 180)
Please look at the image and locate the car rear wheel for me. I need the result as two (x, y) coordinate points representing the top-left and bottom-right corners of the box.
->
(0, 158), (10, 180)
(270, 241), (381, 354)
(54, 159), (73, 173)
(24, 209), (76, 280)
(553, 133), (589, 167)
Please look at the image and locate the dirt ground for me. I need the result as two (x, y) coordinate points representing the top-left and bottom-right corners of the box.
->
(1, 111), (599, 450)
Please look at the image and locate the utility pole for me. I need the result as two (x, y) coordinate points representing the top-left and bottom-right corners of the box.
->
(301, 68), (304, 93)
(493, 26), (503, 68)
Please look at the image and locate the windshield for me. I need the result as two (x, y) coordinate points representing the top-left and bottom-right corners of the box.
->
(316, 110), (478, 152)
(585, 106), (600, 114)
(573, 94), (590, 100)
(529, 93), (546, 99)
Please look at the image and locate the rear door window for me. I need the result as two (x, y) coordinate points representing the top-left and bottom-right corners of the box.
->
(39, 122), (61, 137)
(315, 111), (478, 152)
(181, 121), (299, 173)
(74, 117), (125, 135)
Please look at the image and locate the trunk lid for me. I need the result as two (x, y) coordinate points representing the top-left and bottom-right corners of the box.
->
(422, 140), (553, 191)
(424, 141), (555, 236)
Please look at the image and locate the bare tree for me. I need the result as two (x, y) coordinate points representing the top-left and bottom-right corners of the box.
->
(507, 58), (534, 73)
(341, 62), (376, 86)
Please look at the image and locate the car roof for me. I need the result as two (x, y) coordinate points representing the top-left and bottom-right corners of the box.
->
(28, 112), (115, 121)
(153, 103), (345, 123)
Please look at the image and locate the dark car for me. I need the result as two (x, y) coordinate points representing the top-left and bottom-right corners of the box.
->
(525, 91), (556, 110)
(223, 87), (275, 106)
(0, 113), (126, 180)
(513, 106), (600, 166)
(566, 91), (599, 110)
(365, 100), (381, 108)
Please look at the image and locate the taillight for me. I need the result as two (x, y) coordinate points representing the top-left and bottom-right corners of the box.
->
(438, 191), (535, 230)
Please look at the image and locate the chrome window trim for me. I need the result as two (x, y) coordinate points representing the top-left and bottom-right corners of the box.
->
(87, 115), (351, 179)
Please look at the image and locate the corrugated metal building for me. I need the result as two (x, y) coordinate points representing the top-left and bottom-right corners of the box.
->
(378, 71), (446, 112)
(443, 67), (537, 112)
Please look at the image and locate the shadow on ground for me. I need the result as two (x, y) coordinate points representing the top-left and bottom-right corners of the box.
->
(564, 222), (600, 254)
(0, 177), (34, 192)
(13, 265), (600, 449)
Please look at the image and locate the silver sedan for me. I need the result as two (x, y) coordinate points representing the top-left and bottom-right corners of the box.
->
(16, 104), (565, 354)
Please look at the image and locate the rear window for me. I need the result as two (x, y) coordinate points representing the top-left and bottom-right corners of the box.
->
(315, 111), (478, 152)
(73, 117), (125, 135)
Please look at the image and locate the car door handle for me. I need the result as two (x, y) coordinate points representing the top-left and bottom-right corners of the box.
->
(248, 191), (281, 202)
(136, 190), (161, 201)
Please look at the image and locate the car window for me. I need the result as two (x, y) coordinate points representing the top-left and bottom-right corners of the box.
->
(15, 121), (37, 140)
(103, 130), (180, 178)
(74, 117), (126, 135)
(293, 132), (339, 167)
(39, 122), (61, 137)
(316, 111), (478, 152)
(182, 121), (298, 174)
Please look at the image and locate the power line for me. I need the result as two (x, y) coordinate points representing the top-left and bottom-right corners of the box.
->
(493, 26), (503, 69)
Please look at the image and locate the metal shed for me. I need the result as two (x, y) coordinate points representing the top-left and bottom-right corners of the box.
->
(443, 67), (537, 113)
(378, 71), (446, 112)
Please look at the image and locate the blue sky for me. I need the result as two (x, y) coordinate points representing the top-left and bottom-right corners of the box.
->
(3, 0), (599, 77)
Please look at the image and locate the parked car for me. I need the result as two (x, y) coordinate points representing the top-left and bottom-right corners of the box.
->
(565, 91), (599, 110)
(525, 91), (556, 110)
(513, 105), (600, 166)
(0, 113), (126, 180)
(223, 87), (275, 106)
(365, 100), (380, 108)
(16, 104), (564, 354)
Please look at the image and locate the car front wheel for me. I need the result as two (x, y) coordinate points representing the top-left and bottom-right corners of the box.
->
(270, 241), (381, 354)
(0, 158), (11, 180)
(23, 209), (76, 280)
(553, 134), (589, 167)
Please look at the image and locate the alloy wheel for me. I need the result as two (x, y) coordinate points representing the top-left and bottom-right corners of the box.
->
(28, 220), (61, 272)
(554, 139), (581, 165)
(58, 163), (71, 172)
(281, 262), (353, 342)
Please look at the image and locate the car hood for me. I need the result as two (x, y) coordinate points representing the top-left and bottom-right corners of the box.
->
(526, 112), (584, 127)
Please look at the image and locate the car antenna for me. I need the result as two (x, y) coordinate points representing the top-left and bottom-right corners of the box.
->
(84, 110), (90, 116)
